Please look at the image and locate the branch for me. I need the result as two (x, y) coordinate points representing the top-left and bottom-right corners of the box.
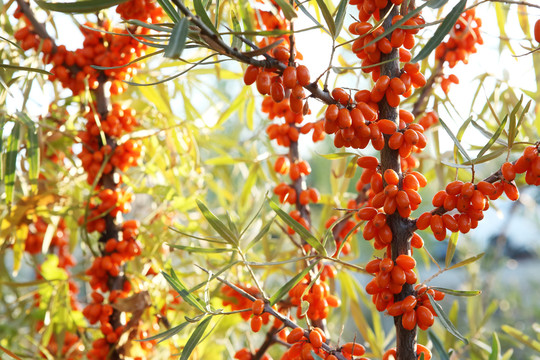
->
(197, 266), (350, 360)
(169, 0), (336, 105)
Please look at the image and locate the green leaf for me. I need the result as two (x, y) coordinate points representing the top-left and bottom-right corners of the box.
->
(428, 330), (450, 360)
(333, 0), (348, 39)
(156, 0), (182, 22)
(268, 199), (326, 255)
(196, 199), (238, 246)
(273, 0), (297, 20)
(245, 219), (274, 251)
(488, 332), (501, 360)
(438, 117), (471, 161)
(445, 231), (458, 268)
(427, 0), (449, 8)
(165, 18), (189, 59)
(194, 0), (219, 34)
(462, 148), (506, 166)
(447, 252), (484, 270)
(315, 0), (335, 38)
(294, 0), (329, 35)
(431, 287), (481, 297)
(162, 270), (206, 313)
(35, 0), (128, 13)
(269, 259), (320, 305)
(0, 64), (52, 75)
(411, 0), (467, 63)
(507, 96), (523, 149)
(428, 293), (468, 344)
(167, 244), (236, 253)
(16, 113), (39, 193)
(475, 115), (508, 161)
(318, 151), (358, 160)
(5, 122), (21, 205)
(140, 321), (190, 343)
(180, 316), (213, 360)
(502, 325), (540, 352)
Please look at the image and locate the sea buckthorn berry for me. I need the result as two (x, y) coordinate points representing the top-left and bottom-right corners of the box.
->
(244, 65), (259, 85)
(251, 316), (262, 332)
(273, 46), (290, 62)
(477, 181), (496, 197)
(379, 257), (394, 273)
(501, 162), (516, 181)
(252, 299), (264, 316)
(325, 104), (339, 122)
(416, 305), (435, 329)
(270, 82), (285, 102)
(282, 66), (297, 89)
(357, 207), (378, 220)
(432, 190), (448, 207)
(296, 65), (310, 86)
(378, 119), (397, 134)
(396, 254), (416, 270)
(342, 342), (365, 356)
(402, 309), (417, 330)
(301, 343), (315, 360)
(332, 88), (350, 105)
(338, 108), (352, 128)
(391, 265), (406, 285)
(287, 327), (304, 344)
(401, 295), (417, 312)
(383, 169), (400, 186)
(416, 344), (432, 360)
(357, 156), (379, 169)
(446, 180), (463, 195)
(534, 19), (540, 43)
(503, 182), (519, 201)
(388, 132), (404, 149)
(256, 71), (271, 94)
(383, 348), (397, 360)
(309, 330), (323, 348)
(461, 182), (475, 198)
(416, 212), (432, 230)
(366, 258), (382, 274)
(403, 174), (419, 190)
(411, 232), (424, 248)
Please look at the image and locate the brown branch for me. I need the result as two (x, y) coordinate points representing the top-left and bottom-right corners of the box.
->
(379, 3), (417, 359)
(412, 60), (444, 117)
(169, 0), (336, 105)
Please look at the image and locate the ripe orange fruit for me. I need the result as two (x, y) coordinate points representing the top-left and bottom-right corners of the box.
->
(535, 19), (540, 43)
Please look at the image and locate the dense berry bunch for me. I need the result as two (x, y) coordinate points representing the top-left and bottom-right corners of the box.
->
(288, 276), (341, 321)
(116, 0), (164, 22)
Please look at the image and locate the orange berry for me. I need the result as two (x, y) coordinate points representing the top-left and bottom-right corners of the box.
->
(402, 309), (417, 330)
(383, 169), (400, 186)
(282, 66), (297, 89)
(256, 71), (271, 94)
(287, 327), (304, 344)
(332, 88), (349, 105)
(244, 65), (259, 85)
(503, 182), (519, 201)
(501, 162), (516, 181)
(270, 82), (285, 102)
(252, 299), (265, 316)
(416, 305), (435, 329)
(357, 156), (379, 169)
(296, 65), (311, 86)
(535, 19), (540, 43)
(342, 342), (365, 356)
(378, 119), (397, 134)
(251, 316), (263, 332)
(309, 330), (323, 348)
(396, 254), (416, 270)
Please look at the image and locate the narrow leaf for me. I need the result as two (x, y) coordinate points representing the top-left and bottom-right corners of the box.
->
(476, 115), (508, 160)
(5, 122), (21, 205)
(333, 0), (348, 39)
(428, 330), (450, 360)
(168, 244), (236, 253)
(447, 252), (484, 270)
(269, 199), (326, 255)
(428, 293), (468, 343)
(294, 0), (329, 35)
(162, 270), (206, 313)
(194, 0), (219, 34)
(196, 200), (238, 246)
(507, 96), (523, 149)
(35, 0), (128, 13)
(502, 325), (540, 352)
(315, 0), (335, 37)
(438, 117), (471, 161)
(431, 287), (481, 297)
(246, 219), (274, 251)
(411, 0), (467, 63)
(273, 0), (297, 20)
(156, 0), (182, 22)
(180, 316), (213, 360)
(269, 259), (320, 305)
(17, 113), (39, 193)
(488, 332), (501, 360)
(445, 231), (458, 268)
(0, 64), (52, 75)
(140, 321), (190, 343)
(165, 18), (189, 58)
